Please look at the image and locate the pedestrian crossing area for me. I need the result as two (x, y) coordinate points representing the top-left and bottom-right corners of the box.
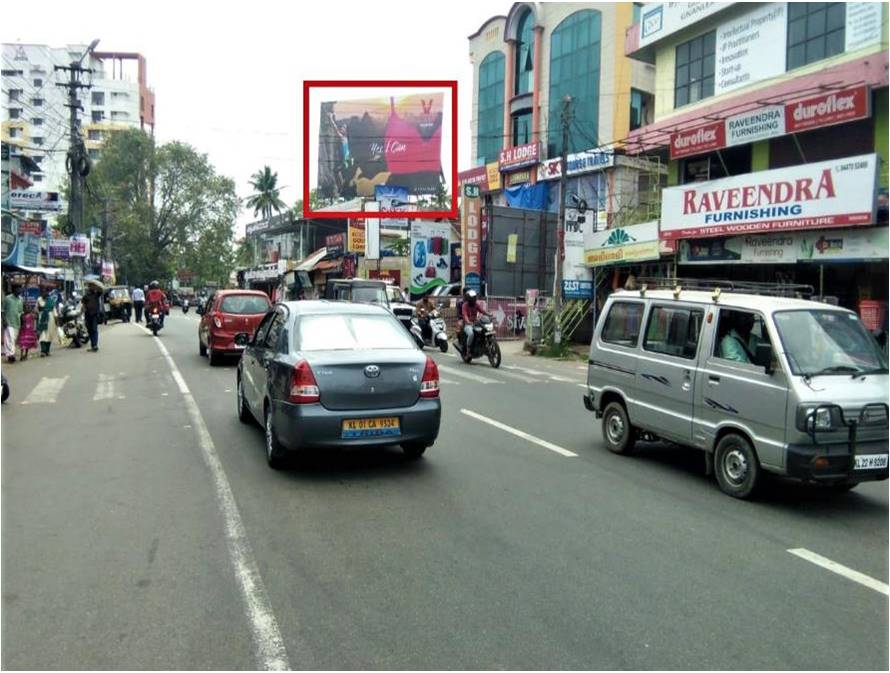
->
(435, 357), (587, 389)
(19, 372), (132, 405)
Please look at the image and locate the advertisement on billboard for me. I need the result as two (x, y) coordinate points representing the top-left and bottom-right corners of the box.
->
(317, 93), (444, 199)
(9, 190), (63, 212)
(584, 221), (661, 266)
(714, 3), (787, 96)
(410, 220), (451, 296)
(460, 194), (482, 292)
(375, 184), (409, 228)
(660, 154), (878, 239)
(347, 219), (366, 253)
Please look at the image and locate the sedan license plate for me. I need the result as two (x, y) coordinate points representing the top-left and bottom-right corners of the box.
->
(854, 454), (888, 470)
(342, 417), (400, 439)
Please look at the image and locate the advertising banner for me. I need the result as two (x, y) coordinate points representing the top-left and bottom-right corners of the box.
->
(486, 162), (502, 191)
(584, 220), (661, 267)
(48, 239), (70, 261)
(347, 219), (366, 253)
(845, 2), (883, 52)
(460, 194), (482, 292)
(410, 220), (452, 295)
(562, 279), (594, 299)
(317, 92), (444, 199)
(101, 261), (116, 284)
(670, 122), (725, 160)
(9, 190), (63, 212)
(785, 86), (871, 134)
(660, 154), (877, 239)
(325, 233), (345, 255)
(564, 208), (595, 281)
(506, 234), (518, 264)
(375, 184), (410, 227)
(498, 142), (540, 172)
(17, 220), (46, 237)
(715, 3), (787, 96)
(69, 235), (90, 258)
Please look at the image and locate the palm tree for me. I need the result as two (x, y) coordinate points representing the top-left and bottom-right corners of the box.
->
(245, 166), (286, 221)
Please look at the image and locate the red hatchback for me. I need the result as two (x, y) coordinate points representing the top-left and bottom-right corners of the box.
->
(198, 290), (271, 365)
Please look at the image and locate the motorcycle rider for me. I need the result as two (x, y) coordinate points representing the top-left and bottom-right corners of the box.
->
(145, 281), (168, 327)
(415, 293), (437, 342)
(459, 289), (490, 354)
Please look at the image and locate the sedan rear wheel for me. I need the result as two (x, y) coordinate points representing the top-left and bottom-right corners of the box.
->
(237, 376), (252, 424)
(402, 442), (427, 459)
(264, 406), (285, 469)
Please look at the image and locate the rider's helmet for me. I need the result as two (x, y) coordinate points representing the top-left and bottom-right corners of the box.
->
(149, 280), (160, 290)
(466, 289), (478, 306)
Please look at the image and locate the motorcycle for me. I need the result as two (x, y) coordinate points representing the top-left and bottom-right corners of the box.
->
(182, 298), (190, 314)
(456, 315), (501, 368)
(410, 309), (449, 353)
(147, 307), (164, 336)
(58, 298), (89, 348)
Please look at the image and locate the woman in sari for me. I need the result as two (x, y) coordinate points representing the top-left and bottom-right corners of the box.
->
(37, 287), (58, 357)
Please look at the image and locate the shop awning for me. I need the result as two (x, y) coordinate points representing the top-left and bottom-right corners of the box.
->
(1, 261), (65, 276)
(312, 259), (342, 273)
(295, 248), (328, 272)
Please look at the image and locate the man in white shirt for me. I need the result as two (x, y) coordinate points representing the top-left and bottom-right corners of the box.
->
(132, 286), (145, 323)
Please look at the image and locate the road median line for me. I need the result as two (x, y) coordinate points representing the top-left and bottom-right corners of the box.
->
(460, 408), (578, 457)
(788, 548), (889, 596)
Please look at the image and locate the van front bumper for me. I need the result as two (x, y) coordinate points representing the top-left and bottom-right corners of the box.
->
(785, 440), (889, 483)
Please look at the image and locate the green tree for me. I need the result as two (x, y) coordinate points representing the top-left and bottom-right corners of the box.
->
(245, 166), (286, 221)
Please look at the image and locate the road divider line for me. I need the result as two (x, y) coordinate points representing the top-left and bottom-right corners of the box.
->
(460, 409), (578, 457)
(438, 365), (503, 384)
(787, 548), (889, 596)
(21, 376), (68, 404)
(140, 323), (291, 669)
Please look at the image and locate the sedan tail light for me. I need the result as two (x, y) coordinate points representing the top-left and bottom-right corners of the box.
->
(289, 360), (320, 404)
(420, 356), (439, 399)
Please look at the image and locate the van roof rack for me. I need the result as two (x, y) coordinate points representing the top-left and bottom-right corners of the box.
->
(632, 277), (814, 298)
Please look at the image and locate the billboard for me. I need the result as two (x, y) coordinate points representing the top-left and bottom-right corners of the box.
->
(317, 92), (444, 199)
(661, 154), (878, 239)
(9, 190), (63, 212)
(460, 193), (482, 292)
(410, 220), (451, 296)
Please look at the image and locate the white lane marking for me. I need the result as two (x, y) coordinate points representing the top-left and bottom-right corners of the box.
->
(93, 373), (124, 401)
(438, 378), (461, 385)
(489, 368), (544, 384)
(788, 548), (889, 596)
(137, 323), (291, 669)
(503, 364), (551, 377)
(438, 365), (504, 384)
(21, 376), (68, 404)
(460, 408), (578, 457)
(548, 374), (578, 383)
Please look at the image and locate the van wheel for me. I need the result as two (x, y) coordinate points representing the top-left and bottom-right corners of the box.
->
(715, 433), (760, 499)
(602, 402), (636, 454)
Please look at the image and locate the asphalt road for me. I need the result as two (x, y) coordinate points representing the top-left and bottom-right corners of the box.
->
(2, 310), (887, 670)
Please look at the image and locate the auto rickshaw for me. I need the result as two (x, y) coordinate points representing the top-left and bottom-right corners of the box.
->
(104, 286), (133, 322)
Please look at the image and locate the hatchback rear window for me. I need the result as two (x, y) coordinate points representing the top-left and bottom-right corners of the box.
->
(297, 314), (416, 351)
(219, 295), (270, 314)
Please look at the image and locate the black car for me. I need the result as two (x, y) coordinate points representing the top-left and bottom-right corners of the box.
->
(235, 301), (441, 468)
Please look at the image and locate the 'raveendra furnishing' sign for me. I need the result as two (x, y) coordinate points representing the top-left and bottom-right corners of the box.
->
(660, 154), (877, 239)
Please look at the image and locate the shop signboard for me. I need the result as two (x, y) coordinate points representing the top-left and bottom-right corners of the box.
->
(410, 219), (452, 296)
(670, 122), (725, 160)
(459, 192), (482, 292)
(498, 142), (540, 172)
(347, 218), (366, 253)
(485, 162), (502, 191)
(564, 208), (594, 281)
(562, 279), (593, 299)
(17, 220), (46, 236)
(584, 220), (661, 266)
(537, 148), (615, 181)
(48, 239), (70, 261)
(785, 86), (871, 134)
(457, 166), (486, 188)
(69, 234), (90, 257)
(725, 106), (785, 147)
(638, 2), (725, 48)
(9, 190), (63, 212)
(661, 154), (878, 239)
(325, 233), (345, 255)
(714, 3), (787, 96)
(506, 170), (531, 186)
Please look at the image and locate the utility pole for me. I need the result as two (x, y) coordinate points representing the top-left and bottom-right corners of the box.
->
(552, 95), (573, 344)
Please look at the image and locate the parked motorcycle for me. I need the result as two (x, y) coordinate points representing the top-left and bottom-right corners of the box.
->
(58, 297), (89, 348)
(456, 315), (501, 367)
(147, 307), (164, 336)
(410, 309), (449, 353)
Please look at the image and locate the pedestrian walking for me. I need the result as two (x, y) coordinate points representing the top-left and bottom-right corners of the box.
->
(82, 285), (104, 352)
(37, 287), (58, 357)
(17, 308), (38, 359)
(132, 285), (145, 323)
(2, 285), (24, 363)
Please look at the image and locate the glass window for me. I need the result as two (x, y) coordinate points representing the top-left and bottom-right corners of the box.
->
(630, 88), (653, 131)
(32, 137), (44, 146)
(601, 302), (644, 347)
(32, 117), (43, 126)
(713, 309), (770, 364)
(547, 10), (602, 156)
(774, 310), (887, 376)
(33, 78), (42, 87)
(787, 2), (845, 70)
(9, 108), (21, 119)
(514, 10), (535, 95)
(297, 313), (417, 351)
(252, 311), (275, 345)
(92, 91), (105, 106)
(31, 97), (43, 107)
(220, 294), (272, 314)
(512, 111), (532, 146)
(643, 306), (704, 359)
(674, 31), (715, 108)
(88, 129), (101, 140)
(477, 51), (505, 164)
(92, 111), (104, 123)
(263, 312), (286, 350)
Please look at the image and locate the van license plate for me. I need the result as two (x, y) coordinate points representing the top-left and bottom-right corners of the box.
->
(854, 454), (888, 470)
(342, 417), (400, 439)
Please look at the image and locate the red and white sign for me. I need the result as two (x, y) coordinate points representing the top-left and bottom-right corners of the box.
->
(660, 154), (878, 240)
(499, 142), (540, 171)
(669, 85), (871, 160)
(670, 122), (725, 160)
(785, 86), (871, 134)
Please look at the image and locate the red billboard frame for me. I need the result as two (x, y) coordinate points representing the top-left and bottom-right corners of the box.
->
(303, 80), (458, 220)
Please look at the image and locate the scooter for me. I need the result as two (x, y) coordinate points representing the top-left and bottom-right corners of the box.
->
(410, 309), (449, 353)
(456, 315), (501, 368)
(58, 297), (89, 348)
(182, 298), (190, 314)
(147, 307), (164, 336)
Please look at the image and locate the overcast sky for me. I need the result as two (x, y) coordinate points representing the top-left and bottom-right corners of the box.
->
(2, 0), (509, 235)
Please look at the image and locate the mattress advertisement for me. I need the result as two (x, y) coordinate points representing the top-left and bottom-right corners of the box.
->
(318, 93), (444, 199)
(409, 220), (451, 296)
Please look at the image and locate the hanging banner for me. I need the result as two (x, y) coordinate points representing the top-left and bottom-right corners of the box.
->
(410, 220), (452, 295)
(69, 234), (90, 257)
(460, 194), (482, 292)
(347, 218), (366, 253)
(661, 154), (878, 239)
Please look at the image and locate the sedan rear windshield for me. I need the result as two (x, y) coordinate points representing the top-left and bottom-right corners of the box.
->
(297, 314), (416, 351)
(219, 295), (270, 315)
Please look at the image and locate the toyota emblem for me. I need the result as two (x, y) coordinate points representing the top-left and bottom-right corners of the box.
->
(364, 365), (380, 378)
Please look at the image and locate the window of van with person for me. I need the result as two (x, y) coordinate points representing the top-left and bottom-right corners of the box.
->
(714, 309), (769, 365)
(601, 302), (644, 347)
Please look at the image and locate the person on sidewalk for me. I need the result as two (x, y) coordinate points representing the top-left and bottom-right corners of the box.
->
(132, 285), (145, 323)
(2, 285), (24, 363)
(82, 285), (104, 352)
(17, 306), (38, 359)
(37, 287), (58, 357)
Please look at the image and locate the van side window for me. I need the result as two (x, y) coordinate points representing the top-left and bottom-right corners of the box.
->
(714, 309), (770, 364)
(643, 306), (704, 359)
(601, 302), (644, 347)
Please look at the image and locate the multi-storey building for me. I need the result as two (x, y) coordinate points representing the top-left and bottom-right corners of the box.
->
(1, 43), (155, 197)
(623, 1), (888, 321)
